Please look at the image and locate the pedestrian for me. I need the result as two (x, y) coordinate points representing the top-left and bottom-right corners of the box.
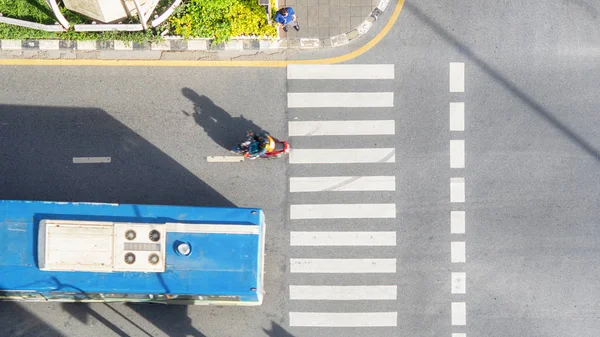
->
(275, 7), (299, 32)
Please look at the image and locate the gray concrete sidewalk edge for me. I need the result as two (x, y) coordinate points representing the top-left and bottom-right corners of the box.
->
(0, 0), (391, 54)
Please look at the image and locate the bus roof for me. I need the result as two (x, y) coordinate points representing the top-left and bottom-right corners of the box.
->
(0, 200), (264, 300)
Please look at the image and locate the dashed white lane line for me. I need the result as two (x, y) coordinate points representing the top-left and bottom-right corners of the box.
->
(288, 120), (395, 136)
(206, 156), (244, 162)
(450, 140), (465, 168)
(453, 334), (467, 337)
(451, 242), (466, 263)
(287, 64), (395, 80)
(290, 258), (397, 273)
(290, 231), (396, 246)
(287, 92), (394, 108)
(289, 148), (395, 164)
(449, 62), (465, 93)
(290, 203), (396, 219)
(451, 211), (466, 234)
(451, 302), (467, 326)
(290, 176), (396, 192)
(72, 157), (111, 164)
(289, 285), (397, 300)
(450, 102), (465, 131)
(289, 312), (398, 327)
(451, 272), (466, 294)
(450, 177), (465, 202)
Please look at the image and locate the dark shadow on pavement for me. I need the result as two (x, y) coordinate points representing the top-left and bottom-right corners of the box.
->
(263, 321), (296, 337)
(404, 2), (600, 162)
(0, 302), (63, 337)
(62, 303), (132, 337)
(0, 104), (234, 208)
(181, 87), (266, 150)
(126, 303), (207, 337)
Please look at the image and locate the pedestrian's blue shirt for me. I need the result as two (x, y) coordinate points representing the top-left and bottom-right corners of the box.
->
(275, 7), (295, 25)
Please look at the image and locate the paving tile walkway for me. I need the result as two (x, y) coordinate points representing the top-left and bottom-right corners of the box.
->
(278, 0), (379, 38)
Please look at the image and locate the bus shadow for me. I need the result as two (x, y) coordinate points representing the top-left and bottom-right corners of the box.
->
(127, 303), (207, 337)
(0, 104), (234, 207)
(0, 302), (63, 337)
(181, 87), (268, 150)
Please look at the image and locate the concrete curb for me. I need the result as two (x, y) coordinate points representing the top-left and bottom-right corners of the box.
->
(0, 0), (391, 53)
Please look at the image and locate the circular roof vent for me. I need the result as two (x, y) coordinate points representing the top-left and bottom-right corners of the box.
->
(148, 253), (160, 265)
(125, 230), (136, 240)
(149, 230), (161, 242)
(124, 253), (136, 264)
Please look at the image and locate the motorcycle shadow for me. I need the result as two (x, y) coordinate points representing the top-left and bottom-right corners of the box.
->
(181, 88), (267, 150)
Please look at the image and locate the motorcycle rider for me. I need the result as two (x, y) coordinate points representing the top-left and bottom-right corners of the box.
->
(244, 130), (272, 159)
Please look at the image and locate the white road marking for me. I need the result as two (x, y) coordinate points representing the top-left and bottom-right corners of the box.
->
(290, 231), (396, 246)
(289, 312), (397, 327)
(289, 148), (395, 164)
(287, 64), (395, 80)
(288, 120), (395, 136)
(290, 203), (396, 219)
(451, 241), (466, 263)
(451, 211), (466, 234)
(452, 272), (466, 294)
(450, 102), (465, 131)
(450, 62), (465, 93)
(72, 157), (111, 164)
(287, 92), (394, 108)
(451, 177), (465, 202)
(206, 156), (244, 163)
(450, 140), (465, 168)
(451, 302), (466, 325)
(289, 285), (397, 300)
(453, 334), (467, 337)
(290, 258), (396, 273)
(290, 176), (395, 192)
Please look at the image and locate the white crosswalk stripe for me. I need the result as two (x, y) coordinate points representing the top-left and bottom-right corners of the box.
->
(288, 120), (395, 136)
(287, 64), (395, 79)
(288, 92), (394, 108)
(290, 231), (397, 246)
(289, 312), (398, 327)
(286, 63), (398, 329)
(289, 285), (397, 300)
(289, 148), (395, 164)
(290, 203), (396, 219)
(290, 176), (395, 192)
(290, 258), (397, 273)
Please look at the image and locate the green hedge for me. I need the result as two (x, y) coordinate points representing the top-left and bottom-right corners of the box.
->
(0, 0), (277, 42)
(169, 0), (277, 43)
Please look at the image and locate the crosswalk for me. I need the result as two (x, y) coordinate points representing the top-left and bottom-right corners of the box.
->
(286, 63), (398, 332)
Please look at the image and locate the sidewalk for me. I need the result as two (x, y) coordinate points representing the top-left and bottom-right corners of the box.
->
(0, 0), (392, 58)
(279, 0), (380, 38)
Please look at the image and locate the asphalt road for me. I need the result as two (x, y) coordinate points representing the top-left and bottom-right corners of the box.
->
(2, 0), (600, 336)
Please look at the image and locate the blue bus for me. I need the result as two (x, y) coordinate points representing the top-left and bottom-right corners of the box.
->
(0, 200), (265, 305)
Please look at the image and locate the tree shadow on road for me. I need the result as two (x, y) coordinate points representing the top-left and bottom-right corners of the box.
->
(181, 87), (267, 151)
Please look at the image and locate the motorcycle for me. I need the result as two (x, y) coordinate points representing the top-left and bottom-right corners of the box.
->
(231, 132), (290, 159)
